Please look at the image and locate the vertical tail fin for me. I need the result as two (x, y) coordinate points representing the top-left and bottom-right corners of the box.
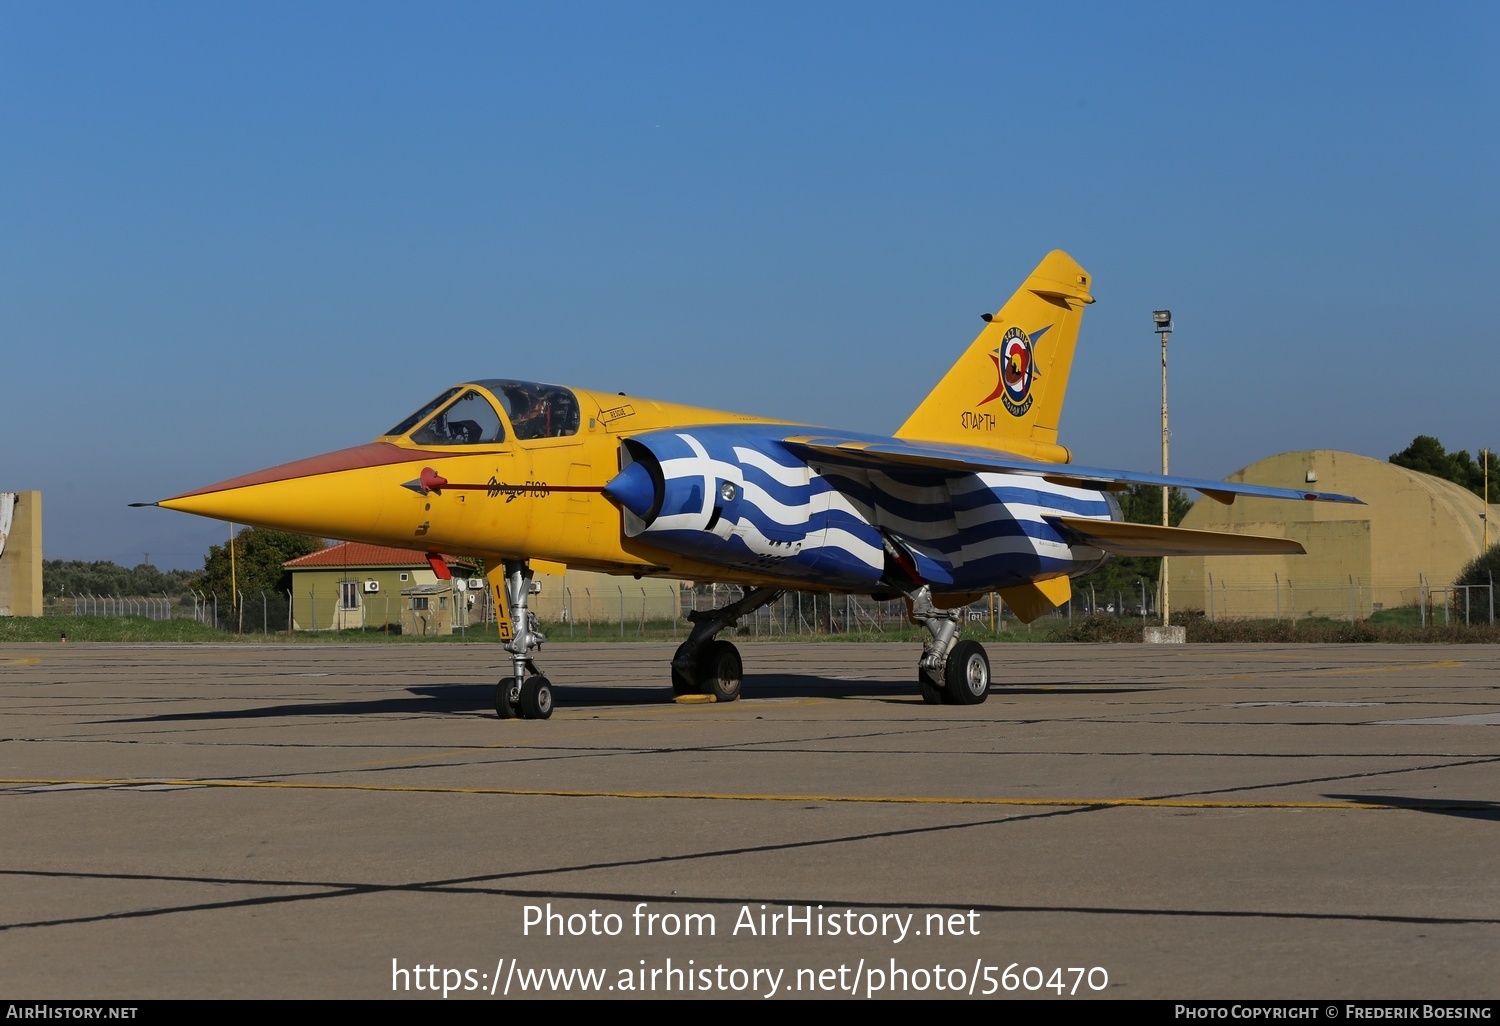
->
(895, 250), (1093, 463)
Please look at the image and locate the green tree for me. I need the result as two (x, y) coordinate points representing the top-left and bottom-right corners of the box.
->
(44, 560), (194, 599)
(1118, 483), (1192, 528)
(194, 528), (324, 605)
(1454, 545), (1500, 590)
(1390, 436), (1499, 503)
(1075, 484), (1191, 613)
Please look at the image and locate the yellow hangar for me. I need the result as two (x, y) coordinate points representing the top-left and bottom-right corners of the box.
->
(1168, 450), (1494, 619)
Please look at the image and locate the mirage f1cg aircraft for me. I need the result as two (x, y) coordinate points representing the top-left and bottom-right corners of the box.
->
(146, 251), (1358, 719)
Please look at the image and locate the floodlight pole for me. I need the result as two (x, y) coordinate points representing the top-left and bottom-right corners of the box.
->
(1155, 311), (1174, 626)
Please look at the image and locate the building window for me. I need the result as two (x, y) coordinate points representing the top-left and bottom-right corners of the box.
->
(400, 573), (409, 582)
(439, 596), (448, 610)
(339, 581), (360, 610)
(411, 596), (429, 611)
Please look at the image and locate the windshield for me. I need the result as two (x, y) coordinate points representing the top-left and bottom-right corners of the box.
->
(386, 387), (461, 437)
(409, 389), (507, 445)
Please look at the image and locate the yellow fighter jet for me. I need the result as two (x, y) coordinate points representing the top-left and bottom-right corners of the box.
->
(143, 252), (1358, 719)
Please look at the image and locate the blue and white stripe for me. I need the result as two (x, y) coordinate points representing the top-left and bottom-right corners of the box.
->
(622, 426), (1114, 592)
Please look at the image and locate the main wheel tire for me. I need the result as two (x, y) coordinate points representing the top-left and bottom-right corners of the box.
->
(671, 665), (699, 695)
(496, 676), (521, 719)
(919, 669), (946, 705)
(697, 639), (742, 702)
(520, 675), (554, 719)
(943, 640), (990, 705)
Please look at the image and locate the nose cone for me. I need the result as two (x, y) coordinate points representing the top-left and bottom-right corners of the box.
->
(157, 442), (425, 541)
(602, 461), (659, 520)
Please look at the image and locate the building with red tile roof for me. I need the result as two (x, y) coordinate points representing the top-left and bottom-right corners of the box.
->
(284, 542), (479, 632)
(284, 542), (473, 571)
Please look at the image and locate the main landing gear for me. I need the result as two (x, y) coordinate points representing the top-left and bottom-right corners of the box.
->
(669, 587), (781, 702)
(495, 560), (553, 720)
(907, 585), (991, 705)
(665, 585), (989, 707)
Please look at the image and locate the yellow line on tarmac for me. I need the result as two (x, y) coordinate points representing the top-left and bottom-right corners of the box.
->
(1300, 659), (1464, 677)
(0, 776), (1458, 810)
(0, 657), (42, 666)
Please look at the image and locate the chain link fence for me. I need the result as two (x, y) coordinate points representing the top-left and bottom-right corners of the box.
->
(1183, 573), (1496, 626)
(56, 593), (178, 620)
(43, 573), (1498, 635)
(540, 585), (1075, 641)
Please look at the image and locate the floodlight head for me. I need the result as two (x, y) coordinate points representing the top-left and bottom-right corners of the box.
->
(1153, 310), (1173, 332)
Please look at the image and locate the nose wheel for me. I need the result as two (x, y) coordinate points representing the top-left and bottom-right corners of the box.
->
(520, 675), (554, 718)
(496, 676), (520, 718)
(496, 674), (553, 720)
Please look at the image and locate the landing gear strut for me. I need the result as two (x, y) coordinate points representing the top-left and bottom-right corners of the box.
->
(907, 585), (990, 705)
(670, 587), (780, 701)
(495, 560), (553, 719)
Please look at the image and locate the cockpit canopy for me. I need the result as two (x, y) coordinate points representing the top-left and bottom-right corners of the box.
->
(385, 380), (582, 444)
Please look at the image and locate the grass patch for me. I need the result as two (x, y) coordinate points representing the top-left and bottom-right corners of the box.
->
(1048, 612), (1500, 644)
(5, 616), (233, 643)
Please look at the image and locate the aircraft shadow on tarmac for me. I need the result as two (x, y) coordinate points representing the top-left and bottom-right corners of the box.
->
(109, 677), (1161, 722)
(1326, 794), (1500, 822)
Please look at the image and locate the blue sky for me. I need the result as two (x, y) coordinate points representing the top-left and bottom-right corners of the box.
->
(4, 2), (1496, 568)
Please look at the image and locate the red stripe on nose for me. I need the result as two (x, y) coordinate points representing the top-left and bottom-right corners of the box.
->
(167, 442), (458, 500)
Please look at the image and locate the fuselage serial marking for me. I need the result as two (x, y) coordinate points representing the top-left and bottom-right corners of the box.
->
(486, 478), (551, 502)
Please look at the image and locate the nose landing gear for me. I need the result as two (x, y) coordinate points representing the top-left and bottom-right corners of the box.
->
(494, 561), (553, 719)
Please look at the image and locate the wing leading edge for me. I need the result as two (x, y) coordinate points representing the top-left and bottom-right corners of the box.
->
(781, 436), (1363, 507)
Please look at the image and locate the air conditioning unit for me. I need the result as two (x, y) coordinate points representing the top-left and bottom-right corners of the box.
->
(363, 580), (380, 593)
